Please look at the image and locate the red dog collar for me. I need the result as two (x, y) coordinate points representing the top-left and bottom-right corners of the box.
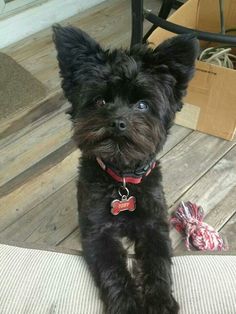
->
(96, 157), (157, 184)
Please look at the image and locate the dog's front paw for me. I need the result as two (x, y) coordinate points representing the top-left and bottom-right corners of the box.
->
(144, 294), (179, 314)
(105, 292), (142, 314)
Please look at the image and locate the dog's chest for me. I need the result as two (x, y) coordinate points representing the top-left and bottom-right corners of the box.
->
(118, 236), (135, 255)
(117, 236), (137, 276)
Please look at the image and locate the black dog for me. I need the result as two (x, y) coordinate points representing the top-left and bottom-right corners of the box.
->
(53, 24), (198, 314)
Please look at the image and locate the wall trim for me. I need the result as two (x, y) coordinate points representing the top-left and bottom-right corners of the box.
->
(0, 0), (105, 49)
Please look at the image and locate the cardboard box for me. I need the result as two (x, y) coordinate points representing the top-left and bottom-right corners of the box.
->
(148, 0), (236, 140)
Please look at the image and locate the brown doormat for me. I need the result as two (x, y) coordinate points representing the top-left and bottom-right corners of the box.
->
(0, 52), (46, 122)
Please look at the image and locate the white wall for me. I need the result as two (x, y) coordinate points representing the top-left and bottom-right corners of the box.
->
(0, 0), (105, 49)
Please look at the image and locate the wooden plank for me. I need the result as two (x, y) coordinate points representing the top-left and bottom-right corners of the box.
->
(0, 150), (80, 231)
(169, 145), (236, 252)
(0, 140), (76, 197)
(220, 213), (236, 251)
(158, 125), (192, 158)
(162, 131), (235, 208)
(57, 227), (82, 251)
(0, 180), (78, 246)
(0, 93), (68, 137)
(0, 108), (72, 187)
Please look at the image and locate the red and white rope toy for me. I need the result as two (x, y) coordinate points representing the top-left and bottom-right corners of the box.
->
(171, 201), (228, 251)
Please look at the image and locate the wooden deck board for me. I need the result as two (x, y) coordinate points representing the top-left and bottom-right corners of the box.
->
(0, 151), (79, 232)
(57, 227), (82, 251)
(162, 132), (235, 207)
(0, 105), (72, 187)
(158, 125), (192, 158)
(0, 180), (78, 246)
(0, 140), (76, 198)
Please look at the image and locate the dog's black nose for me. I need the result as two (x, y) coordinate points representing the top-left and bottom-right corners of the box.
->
(112, 119), (127, 132)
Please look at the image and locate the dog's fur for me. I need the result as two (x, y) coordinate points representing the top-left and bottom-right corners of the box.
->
(53, 25), (199, 314)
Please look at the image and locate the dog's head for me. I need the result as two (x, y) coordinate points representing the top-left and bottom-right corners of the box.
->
(53, 25), (199, 166)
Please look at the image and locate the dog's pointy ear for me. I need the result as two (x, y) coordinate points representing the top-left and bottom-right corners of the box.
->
(153, 34), (199, 104)
(52, 24), (106, 106)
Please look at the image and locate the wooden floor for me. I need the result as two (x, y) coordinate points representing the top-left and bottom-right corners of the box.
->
(0, 0), (235, 254)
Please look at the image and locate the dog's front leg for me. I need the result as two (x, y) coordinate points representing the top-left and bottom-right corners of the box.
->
(82, 231), (142, 314)
(135, 222), (179, 314)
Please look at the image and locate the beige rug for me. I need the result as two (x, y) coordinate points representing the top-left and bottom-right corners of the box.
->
(0, 52), (46, 122)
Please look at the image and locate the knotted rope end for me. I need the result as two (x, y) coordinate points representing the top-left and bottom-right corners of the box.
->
(170, 201), (228, 251)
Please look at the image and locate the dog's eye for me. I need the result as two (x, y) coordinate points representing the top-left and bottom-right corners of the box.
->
(94, 97), (106, 108)
(136, 100), (149, 112)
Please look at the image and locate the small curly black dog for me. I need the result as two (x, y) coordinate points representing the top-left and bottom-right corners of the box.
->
(53, 24), (199, 314)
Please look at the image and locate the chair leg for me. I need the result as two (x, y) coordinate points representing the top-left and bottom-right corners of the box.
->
(173, 0), (184, 10)
(159, 0), (176, 19)
(130, 0), (143, 48)
(143, 0), (176, 43)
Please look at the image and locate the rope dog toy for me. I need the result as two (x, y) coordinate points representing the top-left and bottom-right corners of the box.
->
(171, 201), (228, 251)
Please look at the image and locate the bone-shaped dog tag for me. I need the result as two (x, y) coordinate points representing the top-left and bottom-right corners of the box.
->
(111, 196), (136, 215)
